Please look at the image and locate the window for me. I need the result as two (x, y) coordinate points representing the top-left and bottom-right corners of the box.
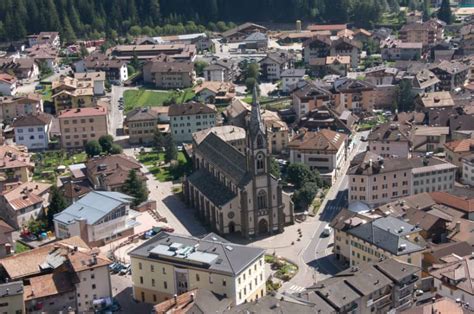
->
(196, 274), (200, 281)
(91, 274), (95, 279)
(223, 280), (226, 286)
(153, 294), (157, 302)
(150, 265), (154, 272)
(257, 190), (267, 209)
(92, 284), (96, 289)
(139, 262), (142, 270)
(152, 279), (155, 287)
(140, 276), (143, 284)
(164, 281), (168, 289)
(256, 153), (265, 171)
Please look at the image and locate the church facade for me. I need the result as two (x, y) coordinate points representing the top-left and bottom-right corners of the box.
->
(183, 90), (294, 238)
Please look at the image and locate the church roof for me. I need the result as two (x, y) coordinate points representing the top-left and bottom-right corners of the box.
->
(187, 170), (237, 206)
(249, 86), (266, 141)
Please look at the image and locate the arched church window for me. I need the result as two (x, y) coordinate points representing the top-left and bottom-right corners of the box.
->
(256, 153), (265, 171)
(257, 135), (265, 149)
(257, 190), (267, 209)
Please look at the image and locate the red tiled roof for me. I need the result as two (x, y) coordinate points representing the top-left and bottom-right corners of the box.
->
(430, 192), (474, 213)
(58, 106), (107, 118)
(444, 139), (474, 153)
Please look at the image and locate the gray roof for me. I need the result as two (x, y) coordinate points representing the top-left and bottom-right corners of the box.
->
(54, 191), (133, 225)
(224, 295), (326, 314)
(0, 281), (23, 297)
(187, 170), (236, 206)
(374, 258), (419, 283)
(129, 232), (265, 276)
(245, 32), (267, 42)
(347, 216), (425, 255)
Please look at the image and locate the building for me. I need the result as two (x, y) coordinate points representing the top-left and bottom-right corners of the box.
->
(0, 281), (24, 314)
(380, 38), (422, 61)
(444, 138), (474, 172)
(307, 24), (347, 35)
(364, 65), (398, 86)
(0, 237), (112, 313)
(0, 57), (39, 79)
(303, 36), (332, 66)
(221, 22), (267, 43)
(143, 56), (195, 89)
(125, 107), (161, 145)
(27, 32), (60, 48)
(74, 53), (128, 83)
(399, 19), (445, 46)
(0, 145), (34, 182)
(73, 71), (106, 96)
(51, 75), (94, 113)
(192, 126), (247, 154)
(153, 289), (232, 314)
(289, 129), (347, 183)
(334, 78), (376, 112)
(348, 152), (457, 208)
(281, 68), (306, 93)
(243, 32), (268, 50)
(462, 154), (474, 186)
(194, 81), (235, 104)
(431, 60), (469, 91)
(367, 122), (411, 158)
(0, 220), (14, 257)
(298, 107), (355, 134)
(329, 37), (362, 69)
(26, 44), (58, 70)
(259, 52), (292, 81)
(411, 126), (449, 153)
(430, 255), (474, 306)
(225, 295), (323, 313)
(54, 191), (139, 246)
(401, 297), (472, 314)
(13, 113), (52, 150)
(292, 81), (333, 120)
(168, 101), (217, 143)
(85, 154), (146, 191)
(262, 110), (290, 154)
(0, 181), (51, 228)
(58, 106), (108, 149)
(183, 91), (293, 237)
(110, 44), (196, 62)
(203, 59), (239, 82)
(0, 94), (43, 123)
(129, 232), (266, 305)
(415, 91), (454, 111)
(411, 69), (440, 94)
(303, 36), (361, 69)
(0, 73), (17, 96)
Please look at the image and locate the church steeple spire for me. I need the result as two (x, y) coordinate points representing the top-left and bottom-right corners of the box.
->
(249, 85), (265, 140)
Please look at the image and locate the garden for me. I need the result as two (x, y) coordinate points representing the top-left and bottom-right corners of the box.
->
(123, 88), (195, 113)
(265, 254), (298, 282)
(138, 151), (191, 182)
(32, 150), (87, 182)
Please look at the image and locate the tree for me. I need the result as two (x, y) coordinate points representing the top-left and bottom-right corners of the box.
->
(110, 143), (123, 154)
(47, 185), (67, 227)
(397, 80), (414, 112)
(129, 25), (142, 36)
(85, 140), (102, 157)
(164, 135), (178, 162)
(122, 169), (148, 207)
(194, 60), (208, 77)
(422, 0), (431, 21)
(437, 0), (452, 24)
(286, 163), (321, 189)
(153, 128), (165, 151)
(245, 78), (257, 92)
(292, 182), (319, 211)
(99, 135), (114, 153)
(27, 218), (48, 235)
(270, 158), (281, 178)
(245, 63), (260, 81)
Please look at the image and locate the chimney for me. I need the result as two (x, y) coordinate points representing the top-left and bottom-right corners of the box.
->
(455, 221), (461, 233)
(190, 293), (195, 302)
(173, 294), (177, 304)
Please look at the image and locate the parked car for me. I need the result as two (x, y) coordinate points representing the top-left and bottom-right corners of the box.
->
(321, 225), (332, 237)
(119, 264), (131, 275)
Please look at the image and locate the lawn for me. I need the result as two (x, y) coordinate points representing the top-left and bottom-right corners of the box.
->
(32, 150), (87, 182)
(138, 151), (191, 182)
(15, 241), (31, 253)
(38, 85), (52, 102)
(124, 88), (195, 113)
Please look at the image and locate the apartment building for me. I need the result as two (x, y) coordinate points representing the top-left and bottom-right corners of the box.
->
(51, 75), (94, 112)
(259, 52), (293, 81)
(0, 145), (33, 183)
(303, 35), (361, 69)
(54, 191), (138, 246)
(399, 19), (445, 46)
(380, 38), (423, 61)
(27, 32), (61, 48)
(348, 152), (457, 208)
(292, 81), (333, 121)
(143, 56), (195, 89)
(0, 281), (24, 314)
(0, 57), (39, 79)
(0, 73), (17, 96)
(169, 102), (217, 143)
(411, 126), (449, 153)
(129, 232), (265, 305)
(111, 44), (197, 62)
(289, 129), (347, 183)
(73, 71), (106, 95)
(367, 122), (411, 158)
(58, 107), (108, 149)
(74, 53), (128, 83)
(221, 22), (267, 43)
(0, 93), (43, 123)
(13, 113), (52, 150)
(462, 154), (474, 186)
(415, 91), (454, 111)
(431, 60), (469, 91)
(262, 110), (290, 154)
(203, 59), (239, 82)
(334, 78), (376, 112)
(411, 69), (440, 94)
(194, 81), (236, 104)
(125, 107), (161, 145)
(444, 138), (474, 171)
(281, 68), (306, 93)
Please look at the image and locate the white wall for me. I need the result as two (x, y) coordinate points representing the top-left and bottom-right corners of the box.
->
(76, 265), (112, 312)
(0, 81), (16, 96)
(15, 124), (49, 150)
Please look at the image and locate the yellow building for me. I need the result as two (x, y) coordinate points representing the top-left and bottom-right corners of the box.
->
(129, 232), (266, 306)
(51, 75), (94, 113)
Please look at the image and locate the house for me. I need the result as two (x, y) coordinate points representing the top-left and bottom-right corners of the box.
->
(58, 106), (107, 149)
(51, 75), (94, 113)
(0, 93), (43, 122)
(110, 44), (197, 62)
(85, 153), (145, 190)
(304, 36), (360, 69)
(364, 65), (398, 86)
(330, 37), (362, 69)
(0, 57), (39, 79)
(0, 237), (112, 313)
(261, 110), (290, 154)
(54, 191), (139, 246)
(0, 181), (51, 228)
(125, 107), (162, 145)
(154, 289), (232, 314)
(259, 52), (293, 81)
(168, 101), (217, 143)
(203, 59), (239, 82)
(75, 53), (128, 83)
(12, 113), (52, 150)
(430, 191), (474, 221)
(422, 241), (473, 268)
(411, 69), (440, 94)
(334, 78), (376, 112)
(183, 91), (293, 237)
(129, 232), (266, 305)
(303, 36), (332, 65)
(307, 24), (347, 35)
(411, 126), (449, 153)
(415, 91), (454, 111)
(73, 72), (106, 95)
(26, 44), (58, 70)
(380, 38), (422, 61)
(281, 68), (306, 93)
(289, 129), (347, 183)
(444, 138), (474, 172)
(27, 32), (60, 48)
(348, 151), (457, 208)
(0, 281), (24, 313)
(193, 81), (235, 104)
(430, 255), (474, 306)
(292, 81), (333, 120)
(431, 60), (469, 91)
(406, 10), (423, 24)
(315, 55), (351, 76)
(298, 107), (355, 134)
(143, 56), (195, 89)
(0, 145), (34, 182)
(400, 297), (471, 314)
(221, 22), (267, 43)
(367, 122), (411, 158)
(399, 19), (445, 46)
(0, 73), (17, 96)
(243, 32), (268, 50)
(59, 180), (92, 205)
(0, 220), (14, 257)
(462, 154), (474, 186)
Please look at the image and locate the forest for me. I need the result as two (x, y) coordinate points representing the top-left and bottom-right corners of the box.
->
(0, 0), (424, 43)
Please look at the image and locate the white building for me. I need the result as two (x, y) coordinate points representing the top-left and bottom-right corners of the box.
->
(281, 68), (306, 93)
(74, 72), (106, 95)
(168, 101), (217, 143)
(12, 113), (52, 150)
(54, 191), (140, 247)
(462, 154), (474, 186)
(0, 73), (17, 96)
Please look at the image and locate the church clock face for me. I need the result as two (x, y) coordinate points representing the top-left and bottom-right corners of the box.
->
(228, 212), (235, 219)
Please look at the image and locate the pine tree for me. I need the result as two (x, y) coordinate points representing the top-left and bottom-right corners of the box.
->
(437, 0), (452, 24)
(164, 135), (178, 162)
(122, 170), (148, 207)
(47, 185), (67, 227)
(61, 15), (76, 44)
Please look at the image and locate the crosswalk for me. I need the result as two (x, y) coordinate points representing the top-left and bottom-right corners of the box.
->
(287, 285), (305, 293)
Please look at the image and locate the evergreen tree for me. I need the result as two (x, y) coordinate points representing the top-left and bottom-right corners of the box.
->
(47, 185), (67, 227)
(153, 128), (165, 151)
(423, 0), (431, 21)
(61, 15), (76, 44)
(122, 169), (148, 207)
(397, 80), (414, 112)
(164, 135), (178, 162)
(437, 0), (452, 24)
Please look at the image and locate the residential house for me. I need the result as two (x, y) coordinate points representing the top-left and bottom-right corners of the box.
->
(13, 113), (52, 150)
(85, 154), (146, 191)
(221, 22), (267, 43)
(307, 24), (347, 35)
(194, 81), (235, 104)
(73, 72), (106, 96)
(415, 91), (454, 111)
(303, 36), (332, 66)
(289, 129), (347, 183)
(292, 81), (333, 120)
(348, 151), (457, 208)
(0, 57), (39, 79)
(330, 36), (362, 69)
(401, 297), (472, 314)
(0, 237), (112, 313)
(0, 145), (34, 182)
(462, 154), (474, 186)
(51, 75), (94, 113)
(26, 44), (58, 70)
(129, 232), (266, 305)
(298, 107), (355, 134)
(431, 60), (469, 91)
(192, 126), (247, 154)
(262, 110), (290, 154)
(445, 138), (474, 173)
(430, 191), (474, 221)
(203, 59), (239, 82)
(58, 106), (108, 149)
(110, 44), (196, 62)
(74, 53), (128, 83)
(54, 191), (139, 246)
(367, 122), (411, 158)
(125, 107), (161, 145)
(243, 32), (268, 50)
(0, 93), (43, 122)
(59, 180), (92, 206)
(0, 281), (24, 314)
(0, 220), (14, 257)
(259, 52), (292, 81)
(334, 78), (376, 112)
(364, 65), (398, 86)
(169, 101), (217, 143)
(380, 38), (422, 61)
(154, 289), (232, 314)
(27, 32), (60, 48)
(143, 56), (195, 89)
(399, 19), (445, 46)
(0, 181), (51, 228)
(318, 55), (351, 76)
(0, 73), (17, 96)
(411, 126), (449, 153)
(281, 68), (306, 93)
(411, 69), (440, 94)
(406, 10), (423, 24)
(422, 241), (473, 268)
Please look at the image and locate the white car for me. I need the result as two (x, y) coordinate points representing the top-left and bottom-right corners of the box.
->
(321, 225), (332, 237)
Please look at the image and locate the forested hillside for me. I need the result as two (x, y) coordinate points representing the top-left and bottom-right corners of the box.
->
(0, 0), (417, 43)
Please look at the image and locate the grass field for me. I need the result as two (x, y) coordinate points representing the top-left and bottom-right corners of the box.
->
(124, 88), (195, 112)
(138, 151), (191, 182)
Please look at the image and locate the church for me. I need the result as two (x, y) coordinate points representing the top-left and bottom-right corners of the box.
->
(183, 89), (294, 238)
